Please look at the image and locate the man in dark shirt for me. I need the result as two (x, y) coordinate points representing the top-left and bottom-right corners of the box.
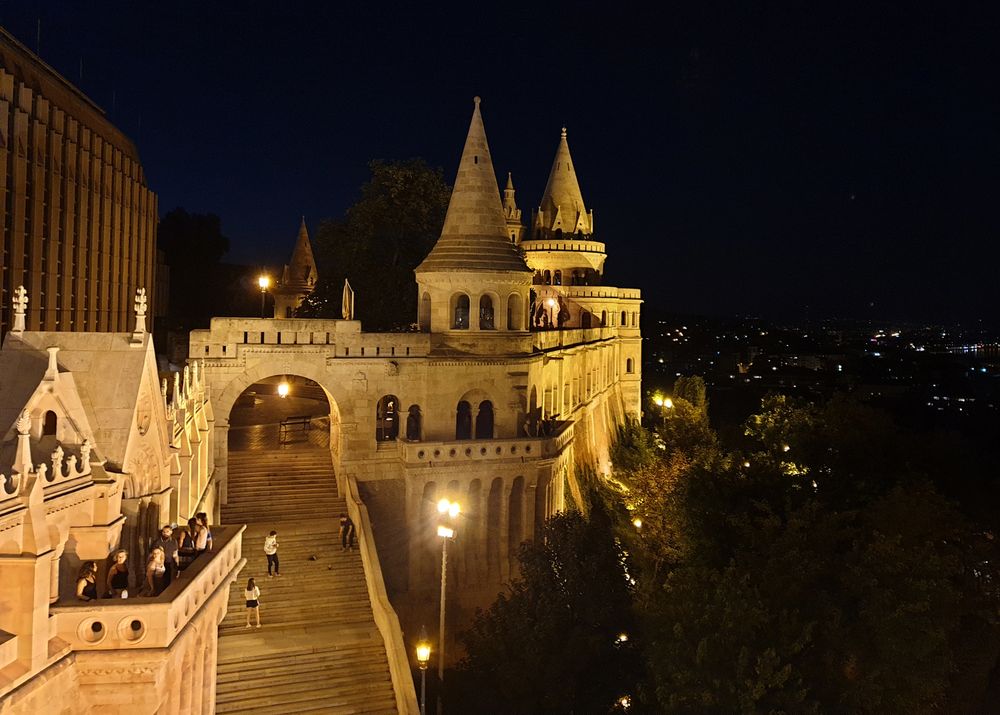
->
(150, 525), (180, 584)
(339, 513), (355, 551)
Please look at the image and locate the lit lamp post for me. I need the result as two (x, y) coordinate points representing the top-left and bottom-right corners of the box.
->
(651, 393), (673, 429)
(546, 298), (556, 329)
(415, 627), (431, 715)
(436, 498), (460, 715)
(258, 274), (271, 318)
(277, 379), (290, 398)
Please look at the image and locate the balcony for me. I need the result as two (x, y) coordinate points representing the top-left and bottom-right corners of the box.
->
(398, 420), (573, 466)
(49, 524), (246, 651)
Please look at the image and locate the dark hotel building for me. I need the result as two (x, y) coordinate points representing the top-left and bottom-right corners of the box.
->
(0, 27), (157, 338)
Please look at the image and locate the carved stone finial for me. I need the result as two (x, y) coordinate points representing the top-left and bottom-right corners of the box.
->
(161, 378), (168, 400)
(11, 286), (28, 333)
(51, 445), (64, 478)
(173, 372), (182, 406)
(16, 409), (30, 435)
(80, 438), (92, 466)
(37, 462), (49, 482)
(183, 365), (192, 400)
(131, 287), (148, 343)
(44, 346), (60, 382)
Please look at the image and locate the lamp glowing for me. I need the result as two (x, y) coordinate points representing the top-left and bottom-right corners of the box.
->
(437, 525), (454, 539)
(258, 275), (271, 290)
(277, 381), (290, 398)
(663, 397), (673, 409)
(632, 518), (642, 529)
(437, 498), (460, 518)
(415, 629), (431, 667)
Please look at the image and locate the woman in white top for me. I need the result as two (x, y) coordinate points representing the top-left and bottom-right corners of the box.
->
(245, 577), (261, 628)
(264, 531), (280, 577)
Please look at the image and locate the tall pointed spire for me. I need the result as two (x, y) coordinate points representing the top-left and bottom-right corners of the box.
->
(416, 98), (530, 273)
(537, 126), (593, 236)
(282, 216), (318, 289)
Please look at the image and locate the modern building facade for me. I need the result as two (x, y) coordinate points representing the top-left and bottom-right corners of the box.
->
(0, 27), (157, 339)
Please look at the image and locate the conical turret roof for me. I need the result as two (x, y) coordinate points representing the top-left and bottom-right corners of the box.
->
(539, 127), (591, 234)
(282, 216), (318, 289)
(416, 98), (530, 273)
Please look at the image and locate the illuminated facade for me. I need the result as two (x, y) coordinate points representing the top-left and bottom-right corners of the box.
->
(0, 28), (157, 339)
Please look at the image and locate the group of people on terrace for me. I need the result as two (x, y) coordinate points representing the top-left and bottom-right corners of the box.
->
(74, 512), (215, 601)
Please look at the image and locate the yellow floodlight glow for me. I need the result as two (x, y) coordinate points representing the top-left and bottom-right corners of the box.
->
(277, 381), (290, 398)
(258, 274), (271, 290)
(437, 525), (454, 539)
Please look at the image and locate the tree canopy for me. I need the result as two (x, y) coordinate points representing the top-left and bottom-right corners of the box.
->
(457, 375), (1000, 713)
(297, 159), (450, 330)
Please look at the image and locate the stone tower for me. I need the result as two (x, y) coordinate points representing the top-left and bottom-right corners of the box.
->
(525, 128), (607, 287)
(415, 97), (533, 353)
(502, 172), (525, 244)
(274, 217), (319, 318)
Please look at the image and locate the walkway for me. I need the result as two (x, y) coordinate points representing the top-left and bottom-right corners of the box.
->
(215, 445), (398, 714)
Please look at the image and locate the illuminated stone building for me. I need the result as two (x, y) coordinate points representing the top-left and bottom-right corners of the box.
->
(0, 28), (157, 339)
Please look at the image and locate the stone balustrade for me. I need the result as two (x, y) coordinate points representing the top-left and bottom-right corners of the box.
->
(399, 421), (573, 465)
(0, 440), (94, 502)
(49, 524), (246, 652)
(519, 238), (607, 254)
(533, 326), (620, 351)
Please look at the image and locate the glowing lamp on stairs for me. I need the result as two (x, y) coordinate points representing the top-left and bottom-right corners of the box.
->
(277, 380), (290, 398)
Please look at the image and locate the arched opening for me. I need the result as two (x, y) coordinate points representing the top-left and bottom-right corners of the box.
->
(509, 476), (525, 561)
(631, 311), (637, 327)
(455, 401), (472, 440)
(418, 293), (431, 331)
(479, 295), (495, 330)
(475, 400), (494, 439)
(553, 269), (562, 286)
(543, 269), (551, 285)
(376, 395), (400, 441)
(601, 310), (607, 327)
(621, 310), (627, 326)
(226, 375), (340, 522)
(487, 477), (503, 580)
(451, 294), (470, 330)
(405, 405), (422, 441)
(581, 312), (592, 329)
(465, 479), (482, 583)
(528, 386), (539, 436)
(43, 410), (57, 436)
(506, 293), (522, 330)
(626, 357), (634, 374)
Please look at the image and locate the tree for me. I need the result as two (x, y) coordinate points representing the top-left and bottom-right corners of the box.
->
(297, 159), (450, 330)
(454, 507), (641, 714)
(158, 208), (232, 330)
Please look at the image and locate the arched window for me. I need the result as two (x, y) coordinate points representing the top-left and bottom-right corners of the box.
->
(507, 293), (522, 330)
(631, 312), (637, 327)
(553, 270), (562, 286)
(406, 405), (422, 441)
(475, 400), (494, 439)
(419, 293), (431, 331)
(376, 395), (399, 441)
(479, 295), (495, 330)
(581, 312), (592, 329)
(621, 310), (627, 326)
(456, 401), (472, 440)
(43, 411), (57, 436)
(543, 270), (551, 285)
(601, 310), (607, 327)
(452, 294), (470, 330)
(626, 358), (634, 374)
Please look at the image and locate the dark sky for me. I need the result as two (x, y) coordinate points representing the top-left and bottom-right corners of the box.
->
(3, 2), (998, 326)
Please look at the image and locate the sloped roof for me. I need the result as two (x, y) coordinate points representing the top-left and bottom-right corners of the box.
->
(416, 98), (531, 274)
(539, 128), (591, 234)
(281, 217), (318, 290)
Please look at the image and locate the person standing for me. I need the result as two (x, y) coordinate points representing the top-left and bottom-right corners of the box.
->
(177, 523), (197, 572)
(192, 516), (209, 556)
(150, 525), (179, 585)
(106, 549), (130, 597)
(264, 531), (280, 577)
(245, 577), (261, 629)
(76, 562), (98, 601)
(196, 512), (214, 551)
(339, 513), (355, 551)
(144, 547), (169, 596)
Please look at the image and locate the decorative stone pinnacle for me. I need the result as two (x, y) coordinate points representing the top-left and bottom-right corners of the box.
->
(44, 346), (60, 382)
(561, 126), (567, 138)
(81, 439), (92, 466)
(131, 287), (148, 343)
(16, 409), (30, 435)
(473, 96), (481, 106)
(12, 285), (28, 333)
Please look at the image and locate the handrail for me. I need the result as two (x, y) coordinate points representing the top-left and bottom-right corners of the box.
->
(345, 474), (420, 715)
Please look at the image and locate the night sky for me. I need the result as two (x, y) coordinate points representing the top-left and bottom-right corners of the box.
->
(3, 2), (997, 326)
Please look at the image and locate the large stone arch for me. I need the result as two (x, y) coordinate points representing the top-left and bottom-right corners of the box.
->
(207, 360), (347, 503)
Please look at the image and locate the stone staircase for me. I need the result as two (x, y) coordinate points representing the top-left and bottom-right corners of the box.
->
(216, 447), (398, 714)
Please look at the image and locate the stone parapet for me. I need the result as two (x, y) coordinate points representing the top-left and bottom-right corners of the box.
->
(397, 420), (573, 466)
(49, 523), (245, 652)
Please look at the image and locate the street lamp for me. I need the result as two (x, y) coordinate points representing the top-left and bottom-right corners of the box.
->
(546, 298), (556, 329)
(415, 627), (431, 715)
(435, 498), (460, 715)
(277, 379), (290, 398)
(258, 274), (271, 318)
